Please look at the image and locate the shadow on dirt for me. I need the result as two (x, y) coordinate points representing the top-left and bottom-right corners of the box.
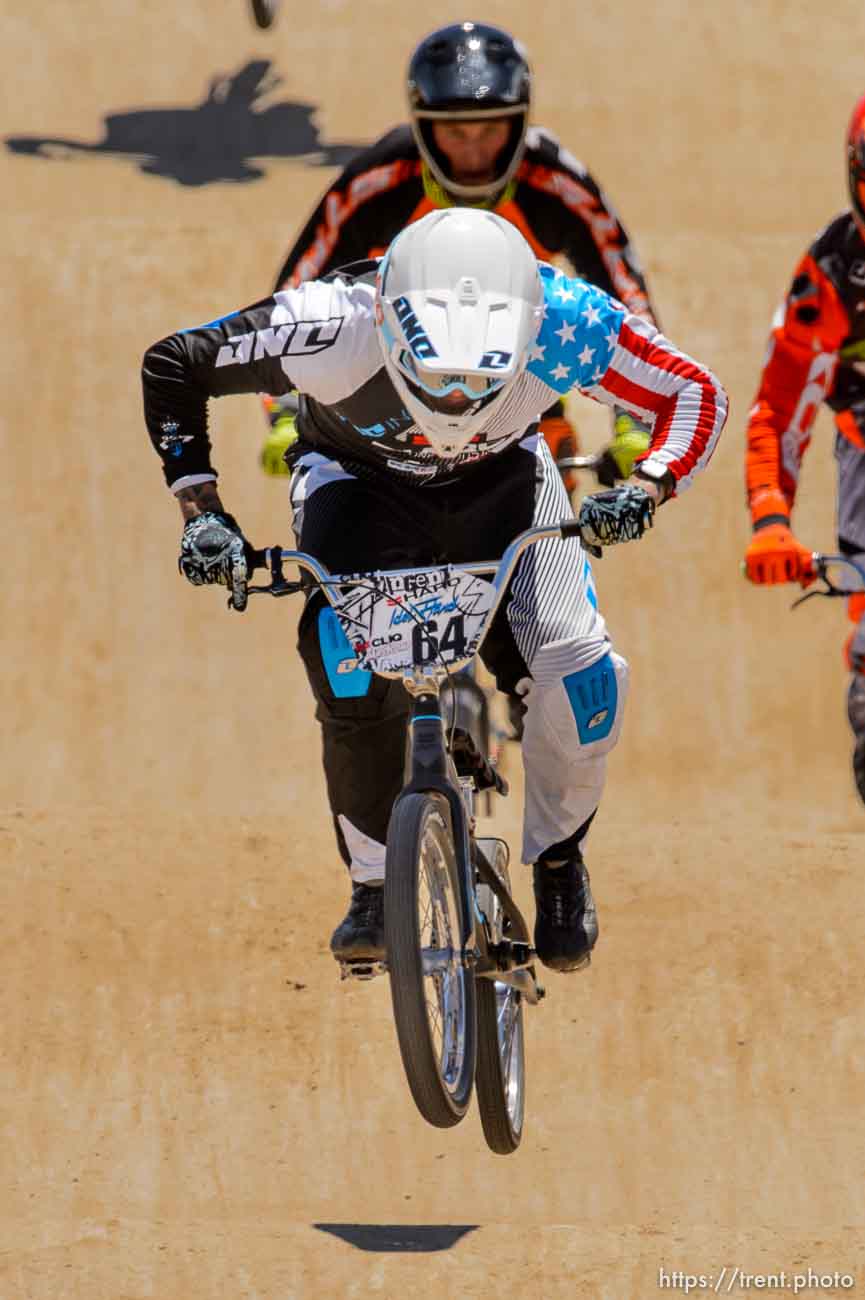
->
(4, 59), (360, 186)
(314, 1223), (478, 1253)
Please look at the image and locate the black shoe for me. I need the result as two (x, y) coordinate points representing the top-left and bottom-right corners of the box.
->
(533, 858), (598, 972)
(330, 882), (385, 962)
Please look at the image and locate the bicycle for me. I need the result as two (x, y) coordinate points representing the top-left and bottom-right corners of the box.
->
(242, 517), (588, 1154)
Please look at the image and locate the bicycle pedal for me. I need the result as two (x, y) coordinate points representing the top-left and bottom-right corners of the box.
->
(338, 959), (387, 982)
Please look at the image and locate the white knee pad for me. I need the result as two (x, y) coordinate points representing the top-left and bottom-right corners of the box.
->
(520, 645), (629, 863)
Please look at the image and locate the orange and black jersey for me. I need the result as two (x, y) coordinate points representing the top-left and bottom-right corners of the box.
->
(274, 124), (657, 324)
(746, 212), (865, 529)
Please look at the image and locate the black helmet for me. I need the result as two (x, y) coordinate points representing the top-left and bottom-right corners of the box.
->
(407, 22), (531, 203)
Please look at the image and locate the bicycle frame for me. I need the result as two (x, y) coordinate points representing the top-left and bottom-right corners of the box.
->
(247, 519), (582, 999)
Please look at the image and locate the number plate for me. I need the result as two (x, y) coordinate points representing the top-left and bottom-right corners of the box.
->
(333, 568), (497, 674)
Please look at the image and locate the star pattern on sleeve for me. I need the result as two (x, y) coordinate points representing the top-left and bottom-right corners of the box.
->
(527, 269), (625, 395)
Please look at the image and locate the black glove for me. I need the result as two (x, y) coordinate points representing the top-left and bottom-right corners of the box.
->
(592, 448), (622, 489)
(179, 511), (253, 611)
(577, 485), (655, 548)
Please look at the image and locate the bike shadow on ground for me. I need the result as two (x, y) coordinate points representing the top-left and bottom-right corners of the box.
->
(314, 1223), (478, 1253)
(5, 59), (360, 186)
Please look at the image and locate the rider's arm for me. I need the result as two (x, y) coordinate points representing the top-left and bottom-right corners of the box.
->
(142, 279), (375, 492)
(605, 313), (727, 503)
(519, 133), (658, 326)
(745, 249), (848, 529)
(174, 480), (225, 522)
(528, 271), (727, 500)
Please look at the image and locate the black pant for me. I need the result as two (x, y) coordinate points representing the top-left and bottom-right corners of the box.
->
(294, 445), (545, 866)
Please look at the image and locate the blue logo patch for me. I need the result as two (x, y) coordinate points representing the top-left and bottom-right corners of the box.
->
(563, 653), (617, 744)
(318, 607), (372, 699)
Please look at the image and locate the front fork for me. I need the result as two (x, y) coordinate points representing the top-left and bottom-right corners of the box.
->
(401, 691), (476, 946)
(399, 692), (536, 993)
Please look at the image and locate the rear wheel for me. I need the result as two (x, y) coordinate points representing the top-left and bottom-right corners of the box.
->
(385, 793), (476, 1127)
(475, 839), (526, 1153)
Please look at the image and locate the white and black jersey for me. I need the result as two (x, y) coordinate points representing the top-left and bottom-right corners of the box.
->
(143, 262), (726, 494)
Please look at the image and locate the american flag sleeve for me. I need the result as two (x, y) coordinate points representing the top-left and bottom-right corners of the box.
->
(528, 268), (727, 495)
(587, 312), (728, 494)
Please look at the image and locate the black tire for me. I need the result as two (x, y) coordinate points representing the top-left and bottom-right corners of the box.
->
(476, 979), (525, 1153)
(854, 734), (865, 806)
(474, 842), (526, 1153)
(385, 793), (476, 1128)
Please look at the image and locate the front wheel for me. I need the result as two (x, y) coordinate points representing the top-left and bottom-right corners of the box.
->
(475, 839), (526, 1153)
(385, 793), (476, 1128)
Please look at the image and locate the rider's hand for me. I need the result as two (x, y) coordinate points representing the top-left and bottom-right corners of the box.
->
(179, 511), (253, 611)
(577, 485), (656, 548)
(744, 523), (815, 586)
(594, 413), (652, 487)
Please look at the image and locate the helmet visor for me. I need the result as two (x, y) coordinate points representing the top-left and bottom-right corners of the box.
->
(394, 347), (505, 412)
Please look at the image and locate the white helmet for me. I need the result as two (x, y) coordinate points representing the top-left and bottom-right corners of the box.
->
(375, 208), (544, 456)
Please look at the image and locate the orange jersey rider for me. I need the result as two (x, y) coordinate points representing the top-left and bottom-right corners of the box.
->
(744, 91), (865, 802)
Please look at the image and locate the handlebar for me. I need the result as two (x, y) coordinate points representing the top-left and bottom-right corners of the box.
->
(248, 518), (593, 601)
(244, 519), (594, 680)
(556, 455), (605, 474)
(791, 552), (865, 609)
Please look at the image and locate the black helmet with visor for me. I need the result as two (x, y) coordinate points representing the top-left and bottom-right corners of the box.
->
(407, 21), (531, 203)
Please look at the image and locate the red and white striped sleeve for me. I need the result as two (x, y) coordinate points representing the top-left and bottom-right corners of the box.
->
(591, 313), (728, 493)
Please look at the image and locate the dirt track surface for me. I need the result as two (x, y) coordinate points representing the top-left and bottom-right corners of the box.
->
(3, 2), (865, 1296)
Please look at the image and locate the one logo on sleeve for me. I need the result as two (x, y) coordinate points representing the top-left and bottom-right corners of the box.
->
(214, 316), (343, 367)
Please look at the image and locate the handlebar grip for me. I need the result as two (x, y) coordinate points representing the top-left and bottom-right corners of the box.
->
(560, 518), (602, 558)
